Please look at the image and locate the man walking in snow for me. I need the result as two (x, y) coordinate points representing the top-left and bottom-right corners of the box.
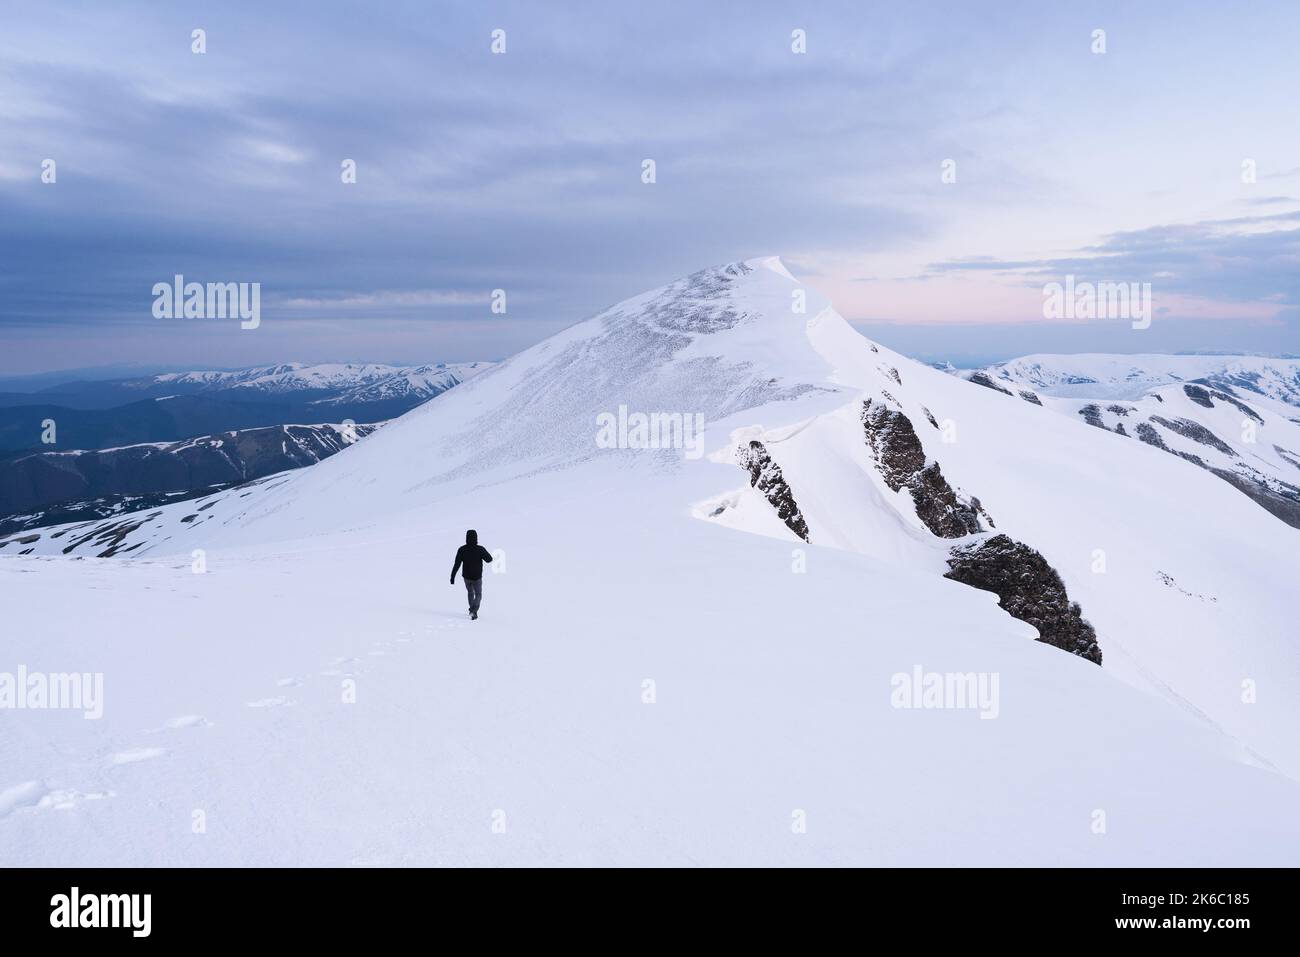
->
(450, 529), (493, 620)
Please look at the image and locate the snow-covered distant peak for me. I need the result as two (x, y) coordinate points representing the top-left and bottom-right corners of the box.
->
(142, 361), (493, 397)
(312, 361), (494, 405)
(149, 362), (308, 389)
(976, 353), (1300, 406)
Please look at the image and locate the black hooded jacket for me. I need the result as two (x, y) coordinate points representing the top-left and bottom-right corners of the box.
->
(451, 529), (493, 582)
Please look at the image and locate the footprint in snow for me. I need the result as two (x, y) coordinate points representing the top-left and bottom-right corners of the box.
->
(247, 697), (296, 709)
(109, 747), (166, 765)
(145, 714), (212, 733)
(0, 781), (45, 817)
(0, 782), (114, 816)
(276, 677), (303, 688)
(36, 788), (115, 811)
(165, 714), (212, 729)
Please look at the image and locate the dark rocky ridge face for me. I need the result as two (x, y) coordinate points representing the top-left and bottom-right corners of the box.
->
(860, 400), (991, 538)
(737, 440), (809, 541)
(1182, 382), (1265, 424)
(1183, 384), (1215, 409)
(945, 534), (1103, 665)
(855, 400), (1100, 663)
(1149, 416), (1236, 457)
(1079, 404), (1107, 430)
(969, 372), (1013, 396)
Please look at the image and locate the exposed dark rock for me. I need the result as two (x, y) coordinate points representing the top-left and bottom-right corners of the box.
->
(1275, 446), (1300, 473)
(1157, 570), (1217, 603)
(737, 441), (809, 541)
(1135, 420), (1300, 528)
(1183, 384), (1215, 409)
(1135, 421), (1167, 450)
(888, 367), (902, 385)
(1078, 404), (1108, 430)
(1208, 466), (1300, 530)
(1106, 404), (1132, 417)
(921, 406), (939, 429)
(1018, 390), (1043, 406)
(945, 534), (1102, 665)
(969, 372), (1013, 396)
(1150, 416), (1236, 457)
(861, 400), (991, 537)
(1209, 389), (1263, 423)
(1114, 422), (1128, 437)
(58, 516), (155, 558)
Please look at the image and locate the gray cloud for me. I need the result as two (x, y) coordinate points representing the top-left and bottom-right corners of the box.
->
(928, 212), (1300, 314)
(3, 1), (1300, 371)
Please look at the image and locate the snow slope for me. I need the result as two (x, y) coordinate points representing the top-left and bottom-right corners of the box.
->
(3, 258), (1299, 866)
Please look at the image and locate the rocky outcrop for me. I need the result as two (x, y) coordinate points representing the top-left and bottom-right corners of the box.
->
(737, 440), (809, 541)
(1149, 416), (1236, 457)
(969, 372), (1013, 396)
(1018, 390), (1043, 406)
(1208, 466), (1300, 529)
(1135, 421), (1207, 466)
(1183, 384), (1215, 409)
(1276, 446), (1300, 473)
(1183, 383), (1265, 423)
(945, 535), (1103, 665)
(1079, 404), (1108, 430)
(861, 400), (991, 537)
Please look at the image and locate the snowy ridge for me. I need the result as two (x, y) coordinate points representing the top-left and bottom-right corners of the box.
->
(4, 257), (1300, 865)
(143, 361), (493, 399)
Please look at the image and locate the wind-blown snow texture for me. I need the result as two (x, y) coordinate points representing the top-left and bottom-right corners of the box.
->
(4, 258), (1299, 866)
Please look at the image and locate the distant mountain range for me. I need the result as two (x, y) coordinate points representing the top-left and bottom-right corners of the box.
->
(0, 361), (491, 452)
(967, 353), (1300, 407)
(0, 361), (489, 527)
(956, 354), (1300, 527)
(0, 422), (381, 535)
(145, 361), (491, 403)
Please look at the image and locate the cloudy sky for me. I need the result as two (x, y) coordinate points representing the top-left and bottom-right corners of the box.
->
(2, 0), (1299, 375)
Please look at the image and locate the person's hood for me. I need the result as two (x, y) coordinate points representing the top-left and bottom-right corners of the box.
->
(465, 529), (478, 545)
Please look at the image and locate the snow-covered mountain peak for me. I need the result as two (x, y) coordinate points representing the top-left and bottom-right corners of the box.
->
(8, 258), (1300, 865)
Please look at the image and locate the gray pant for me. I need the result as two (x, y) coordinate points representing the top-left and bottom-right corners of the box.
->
(464, 577), (482, 613)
